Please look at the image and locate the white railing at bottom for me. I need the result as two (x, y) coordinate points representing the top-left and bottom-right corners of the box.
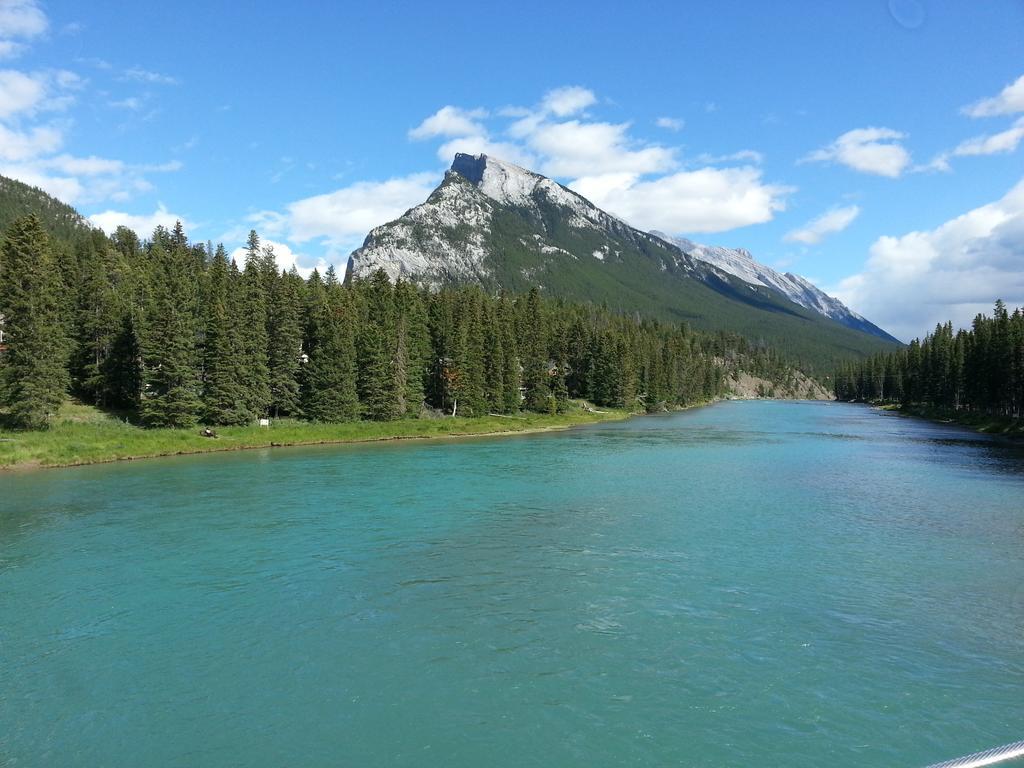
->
(922, 740), (1024, 768)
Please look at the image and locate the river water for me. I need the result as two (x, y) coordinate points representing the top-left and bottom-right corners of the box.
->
(2, 401), (1022, 767)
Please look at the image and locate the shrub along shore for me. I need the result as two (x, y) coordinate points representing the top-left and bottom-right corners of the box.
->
(0, 401), (631, 471)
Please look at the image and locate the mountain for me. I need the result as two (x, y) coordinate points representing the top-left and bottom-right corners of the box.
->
(0, 175), (90, 243)
(348, 153), (900, 372)
(651, 233), (899, 343)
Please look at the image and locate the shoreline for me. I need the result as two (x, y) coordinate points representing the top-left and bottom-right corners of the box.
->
(2, 396), (828, 473)
(0, 406), (634, 473)
(876, 403), (1023, 438)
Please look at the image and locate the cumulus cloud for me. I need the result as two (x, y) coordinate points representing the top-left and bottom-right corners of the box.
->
(407, 86), (788, 235)
(804, 127), (911, 177)
(436, 134), (536, 169)
(219, 173), (441, 277)
(408, 105), (487, 140)
(529, 120), (677, 177)
(287, 172), (439, 252)
(2, 150), (179, 205)
(784, 205), (860, 245)
(541, 86), (596, 117)
(89, 204), (192, 238)
(832, 178), (1024, 341)
(0, 0), (47, 59)
(0, 68), (45, 117)
(571, 166), (792, 234)
(227, 238), (329, 279)
(0, 122), (61, 160)
(962, 73), (1024, 118)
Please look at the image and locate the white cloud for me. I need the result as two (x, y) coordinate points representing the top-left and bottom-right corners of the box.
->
(0, 39), (24, 58)
(784, 205), (860, 245)
(696, 149), (763, 165)
(44, 153), (124, 175)
(0, 164), (81, 201)
(109, 96), (142, 111)
(571, 166), (792, 234)
(921, 116), (1024, 173)
(120, 67), (179, 85)
(655, 116), (684, 131)
(832, 178), (1024, 341)
(0, 122), (61, 160)
(226, 238), (328, 279)
(0, 67), (44, 117)
(409, 105), (487, 140)
(541, 86), (596, 117)
(88, 204), (192, 238)
(530, 120), (677, 177)
(435, 134), (535, 168)
(2, 149), (180, 204)
(287, 172), (439, 252)
(804, 127), (911, 178)
(962, 73), (1024, 118)
(952, 116), (1024, 157)
(0, 0), (46, 57)
(408, 86), (788, 236)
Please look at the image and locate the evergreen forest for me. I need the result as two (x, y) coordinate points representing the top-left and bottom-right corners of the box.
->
(834, 300), (1024, 419)
(1, 215), (757, 431)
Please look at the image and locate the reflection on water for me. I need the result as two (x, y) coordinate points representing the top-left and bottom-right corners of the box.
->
(0, 401), (1022, 768)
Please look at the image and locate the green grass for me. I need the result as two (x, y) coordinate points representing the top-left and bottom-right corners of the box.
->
(879, 403), (1024, 437)
(0, 400), (631, 470)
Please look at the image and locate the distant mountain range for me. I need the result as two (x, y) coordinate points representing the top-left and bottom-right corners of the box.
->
(651, 233), (899, 343)
(349, 153), (900, 370)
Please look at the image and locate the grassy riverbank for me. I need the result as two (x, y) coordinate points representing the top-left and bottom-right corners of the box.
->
(0, 401), (631, 471)
(879, 404), (1024, 437)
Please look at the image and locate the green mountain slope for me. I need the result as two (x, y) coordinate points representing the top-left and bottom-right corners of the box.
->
(0, 176), (90, 243)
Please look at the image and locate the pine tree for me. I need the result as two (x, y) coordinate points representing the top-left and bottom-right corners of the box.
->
(394, 280), (429, 416)
(102, 312), (142, 410)
(139, 240), (202, 428)
(498, 296), (521, 412)
(452, 289), (487, 416)
(0, 215), (70, 429)
(239, 231), (271, 418)
(356, 270), (400, 420)
(268, 267), (304, 417)
(303, 276), (359, 422)
(201, 245), (251, 425)
(72, 230), (127, 406)
(482, 301), (506, 412)
(520, 288), (551, 412)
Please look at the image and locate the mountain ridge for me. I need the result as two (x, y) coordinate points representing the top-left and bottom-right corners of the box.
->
(650, 232), (899, 343)
(348, 153), (900, 372)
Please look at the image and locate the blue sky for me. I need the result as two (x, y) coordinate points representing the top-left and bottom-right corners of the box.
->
(1, 0), (1022, 339)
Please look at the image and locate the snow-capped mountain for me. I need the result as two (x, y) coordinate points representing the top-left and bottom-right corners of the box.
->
(348, 154), (899, 369)
(651, 234), (899, 342)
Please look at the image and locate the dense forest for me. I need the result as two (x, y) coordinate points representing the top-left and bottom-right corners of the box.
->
(834, 301), (1024, 419)
(0, 214), (782, 431)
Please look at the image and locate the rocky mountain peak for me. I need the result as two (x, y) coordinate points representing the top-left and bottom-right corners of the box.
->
(451, 153), (550, 208)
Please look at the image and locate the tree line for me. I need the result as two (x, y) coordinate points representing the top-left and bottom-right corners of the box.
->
(0, 215), (743, 430)
(833, 300), (1024, 418)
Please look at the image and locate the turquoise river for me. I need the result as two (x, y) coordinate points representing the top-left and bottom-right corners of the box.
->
(2, 401), (1023, 767)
